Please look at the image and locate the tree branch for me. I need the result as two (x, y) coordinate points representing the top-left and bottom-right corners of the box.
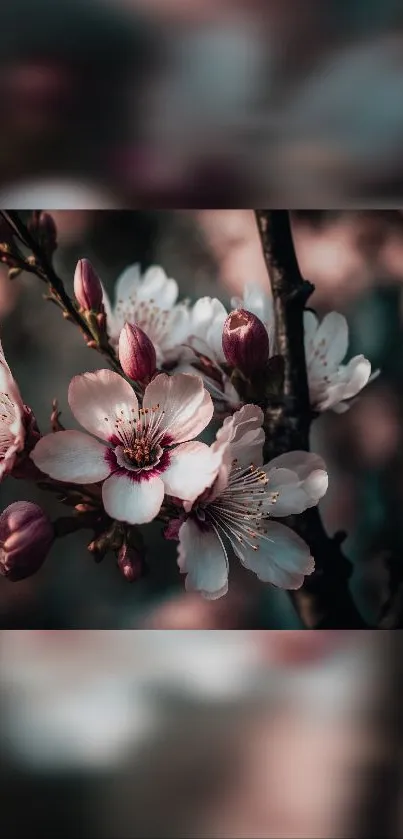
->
(0, 210), (122, 375)
(255, 210), (370, 628)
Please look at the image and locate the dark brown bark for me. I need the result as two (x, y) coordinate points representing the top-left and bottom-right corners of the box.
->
(255, 210), (369, 628)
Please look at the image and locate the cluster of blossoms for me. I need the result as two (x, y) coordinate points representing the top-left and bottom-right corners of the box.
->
(0, 250), (375, 599)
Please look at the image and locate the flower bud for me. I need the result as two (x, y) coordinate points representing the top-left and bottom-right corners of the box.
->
(74, 258), (103, 312)
(222, 309), (269, 376)
(117, 544), (145, 582)
(0, 501), (54, 581)
(118, 322), (157, 383)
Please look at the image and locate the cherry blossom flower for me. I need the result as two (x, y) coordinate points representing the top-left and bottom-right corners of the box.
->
(177, 291), (274, 407)
(31, 370), (218, 525)
(303, 310), (375, 413)
(175, 296), (241, 409)
(102, 264), (190, 365)
(0, 338), (25, 480)
(175, 404), (328, 599)
(231, 285), (375, 413)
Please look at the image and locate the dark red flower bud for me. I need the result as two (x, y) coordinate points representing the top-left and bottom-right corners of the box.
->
(0, 501), (54, 581)
(118, 322), (157, 383)
(74, 258), (103, 312)
(222, 309), (269, 376)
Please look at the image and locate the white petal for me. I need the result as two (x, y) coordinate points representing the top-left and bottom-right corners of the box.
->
(242, 284), (274, 326)
(206, 316), (228, 363)
(102, 473), (164, 524)
(31, 431), (111, 483)
(317, 381), (349, 412)
(213, 404), (265, 467)
(339, 355), (372, 400)
(143, 373), (213, 444)
(265, 467), (328, 515)
(313, 311), (349, 368)
(101, 284), (115, 334)
(68, 370), (138, 442)
(303, 309), (319, 349)
(303, 469), (329, 503)
(266, 450), (327, 482)
(163, 305), (191, 348)
(190, 297), (228, 336)
(331, 400), (350, 414)
(265, 452), (328, 515)
(318, 355), (372, 412)
(139, 266), (178, 308)
(234, 521), (314, 589)
(114, 263), (142, 304)
(177, 518), (229, 599)
(188, 298), (228, 362)
(265, 468), (311, 516)
(162, 442), (221, 502)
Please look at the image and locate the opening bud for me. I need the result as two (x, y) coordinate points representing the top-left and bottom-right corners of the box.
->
(74, 258), (103, 312)
(222, 308), (269, 376)
(118, 322), (157, 383)
(0, 501), (54, 581)
(117, 543), (145, 582)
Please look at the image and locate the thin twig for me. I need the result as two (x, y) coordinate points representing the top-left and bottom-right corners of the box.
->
(255, 210), (369, 628)
(0, 210), (122, 375)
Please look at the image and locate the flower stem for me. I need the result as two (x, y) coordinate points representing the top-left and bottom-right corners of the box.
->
(255, 210), (370, 628)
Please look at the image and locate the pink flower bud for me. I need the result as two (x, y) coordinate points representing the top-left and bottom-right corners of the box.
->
(118, 322), (157, 383)
(74, 258), (103, 312)
(222, 309), (269, 376)
(117, 543), (145, 582)
(0, 501), (54, 581)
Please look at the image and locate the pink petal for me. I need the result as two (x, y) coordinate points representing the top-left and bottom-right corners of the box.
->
(68, 369), (138, 442)
(0, 343), (24, 410)
(143, 373), (213, 444)
(162, 441), (221, 502)
(31, 431), (111, 483)
(102, 473), (164, 524)
(178, 518), (229, 599)
(0, 442), (20, 479)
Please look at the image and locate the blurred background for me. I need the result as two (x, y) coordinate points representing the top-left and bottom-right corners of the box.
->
(0, 0), (403, 206)
(1, 629), (402, 839)
(1, 209), (403, 629)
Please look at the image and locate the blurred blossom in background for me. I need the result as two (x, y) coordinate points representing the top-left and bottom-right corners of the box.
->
(0, 0), (403, 205)
(2, 209), (403, 628)
(1, 629), (401, 839)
